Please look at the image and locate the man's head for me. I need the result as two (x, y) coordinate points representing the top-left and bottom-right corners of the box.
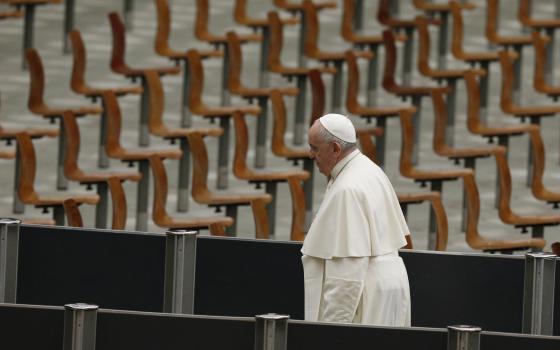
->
(308, 113), (357, 176)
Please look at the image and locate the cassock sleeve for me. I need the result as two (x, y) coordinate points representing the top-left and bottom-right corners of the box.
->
(319, 257), (369, 323)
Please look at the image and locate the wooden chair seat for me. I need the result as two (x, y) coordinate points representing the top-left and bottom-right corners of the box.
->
(432, 89), (499, 161)
(413, 0), (475, 12)
(0, 8), (22, 19)
(486, 0), (532, 47)
(149, 155), (234, 234)
(235, 0), (298, 28)
(273, 0), (336, 11)
(382, 30), (450, 97)
(499, 50), (560, 118)
(531, 32), (560, 99)
(270, 90), (309, 160)
(462, 172), (546, 252)
(69, 30), (142, 100)
(268, 11), (336, 78)
(155, 0), (222, 62)
(233, 111), (309, 183)
(108, 12), (180, 79)
(450, 1), (499, 63)
(518, 0), (560, 29)
(21, 217), (55, 225)
(464, 70), (538, 139)
(494, 146), (560, 237)
(15, 132), (99, 224)
(0, 126), (58, 140)
(195, 0), (261, 45)
(26, 48), (102, 118)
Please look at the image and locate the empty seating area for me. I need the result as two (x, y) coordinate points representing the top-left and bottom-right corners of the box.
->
(1, 0), (560, 253)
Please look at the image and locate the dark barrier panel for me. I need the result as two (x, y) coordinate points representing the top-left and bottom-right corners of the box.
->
(96, 310), (255, 350)
(481, 332), (560, 350)
(17, 225), (166, 312)
(194, 237), (305, 319)
(402, 251), (525, 333)
(288, 321), (447, 350)
(0, 303), (64, 350)
(552, 261), (560, 336)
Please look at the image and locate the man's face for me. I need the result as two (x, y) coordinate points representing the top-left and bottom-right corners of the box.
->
(308, 122), (340, 176)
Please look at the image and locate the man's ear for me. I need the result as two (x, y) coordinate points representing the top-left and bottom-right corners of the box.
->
(332, 141), (342, 155)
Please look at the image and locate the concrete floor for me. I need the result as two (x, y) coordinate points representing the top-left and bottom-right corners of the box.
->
(0, 0), (559, 253)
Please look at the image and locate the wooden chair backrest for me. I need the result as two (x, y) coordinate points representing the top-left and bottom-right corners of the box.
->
(250, 198), (271, 239)
(552, 242), (560, 256)
(149, 155), (173, 224)
(493, 147), (516, 221)
(25, 48), (47, 113)
(415, 16), (433, 76)
(68, 30), (89, 94)
(344, 50), (362, 112)
(145, 69), (167, 135)
(341, 0), (357, 42)
(186, 131), (216, 201)
(186, 49), (207, 113)
(232, 111), (252, 178)
(154, 0), (172, 57)
(226, 31), (244, 92)
(381, 30), (400, 92)
(268, 11), (284, 71)
(462, 172), (486, 247)
(485, 0), (500, 44)
(194, 0), (213, 42)
(108, 12), (129, 74)
(517, 0), (531, 27)
(356, 128), (379, 163)
(288, 176), (306, 241)
(270, 89), (290, 156)
(102, 91), (125, 156)
(397, 107), (420, 177)
(309, 68), (325, 125)
(61, 111), (84, 179)
(498, 50), (516, 114)
(527, 126), (549, 201)
(532, 31), (550, 93)
(431, 89), (452, 155)
(377, 0), (393, 27)
(463, 70), (485, 133)
(107, 177), (127, 230)
(234, 0), (253, 25)
(302, 0), (320, 57)
(450, 1), (466, 59)
(15, 132), (38, 202)
(63, 198), (83, 227)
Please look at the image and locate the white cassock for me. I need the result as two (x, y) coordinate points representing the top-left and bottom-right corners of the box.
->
(302, 149), (411, 326)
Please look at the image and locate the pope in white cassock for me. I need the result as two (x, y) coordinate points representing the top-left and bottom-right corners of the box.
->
(302, 113), (411, 326)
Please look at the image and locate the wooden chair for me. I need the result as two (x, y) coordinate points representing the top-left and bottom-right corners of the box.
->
(108, 11), (180, 147)
(345, 50), (405, 167)
(14, 131), (99, 225)
(63, 177), (129, 230)
(287, 175), (306, 241)
(518, 0), (560, 89)
(309, 68), (326, 125)
(68, 29), (142, 168)
(185, 130), (273, 236)
(498, 50), (560, 183)
(413, 0), (475, 70)
(226, 31), (298, 169)
(62, 111), (141, 229)
(302, 0), (371, 113)
(527, 127), (560, 209)
(145, 69), (225, 213)
(358, 124), (449, 251)
(531, 31), (560, 101)
(153, 0), (222, 127)
(450, 0), (499, 121)
(382, 29), (449, 165)
(186, 48), (260, 189)
(148, 155), (237, 236)
(494, 146), (560, 241)
(552, 242), (560, 256)
(25, 48), (102, 190)
(462, 171), (546, 253)
(232, 111), (309, 235)
(267, 10), (335, 145)
(103, 90), (181, 232)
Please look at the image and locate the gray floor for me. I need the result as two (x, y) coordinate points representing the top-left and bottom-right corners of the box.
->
(0, 0), (559, 253)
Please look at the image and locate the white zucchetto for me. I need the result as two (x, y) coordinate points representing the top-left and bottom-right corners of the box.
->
(318, 113), (357, 143)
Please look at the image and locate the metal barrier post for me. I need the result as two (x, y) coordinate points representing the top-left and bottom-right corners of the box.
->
(63, 303), (98, 350)
(163, 230), (197, 314)
(254, 314), (289, 350)
(447, 325), (481, 350)
(523, 253), (557, 335)
(0, 218), (21, 303)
